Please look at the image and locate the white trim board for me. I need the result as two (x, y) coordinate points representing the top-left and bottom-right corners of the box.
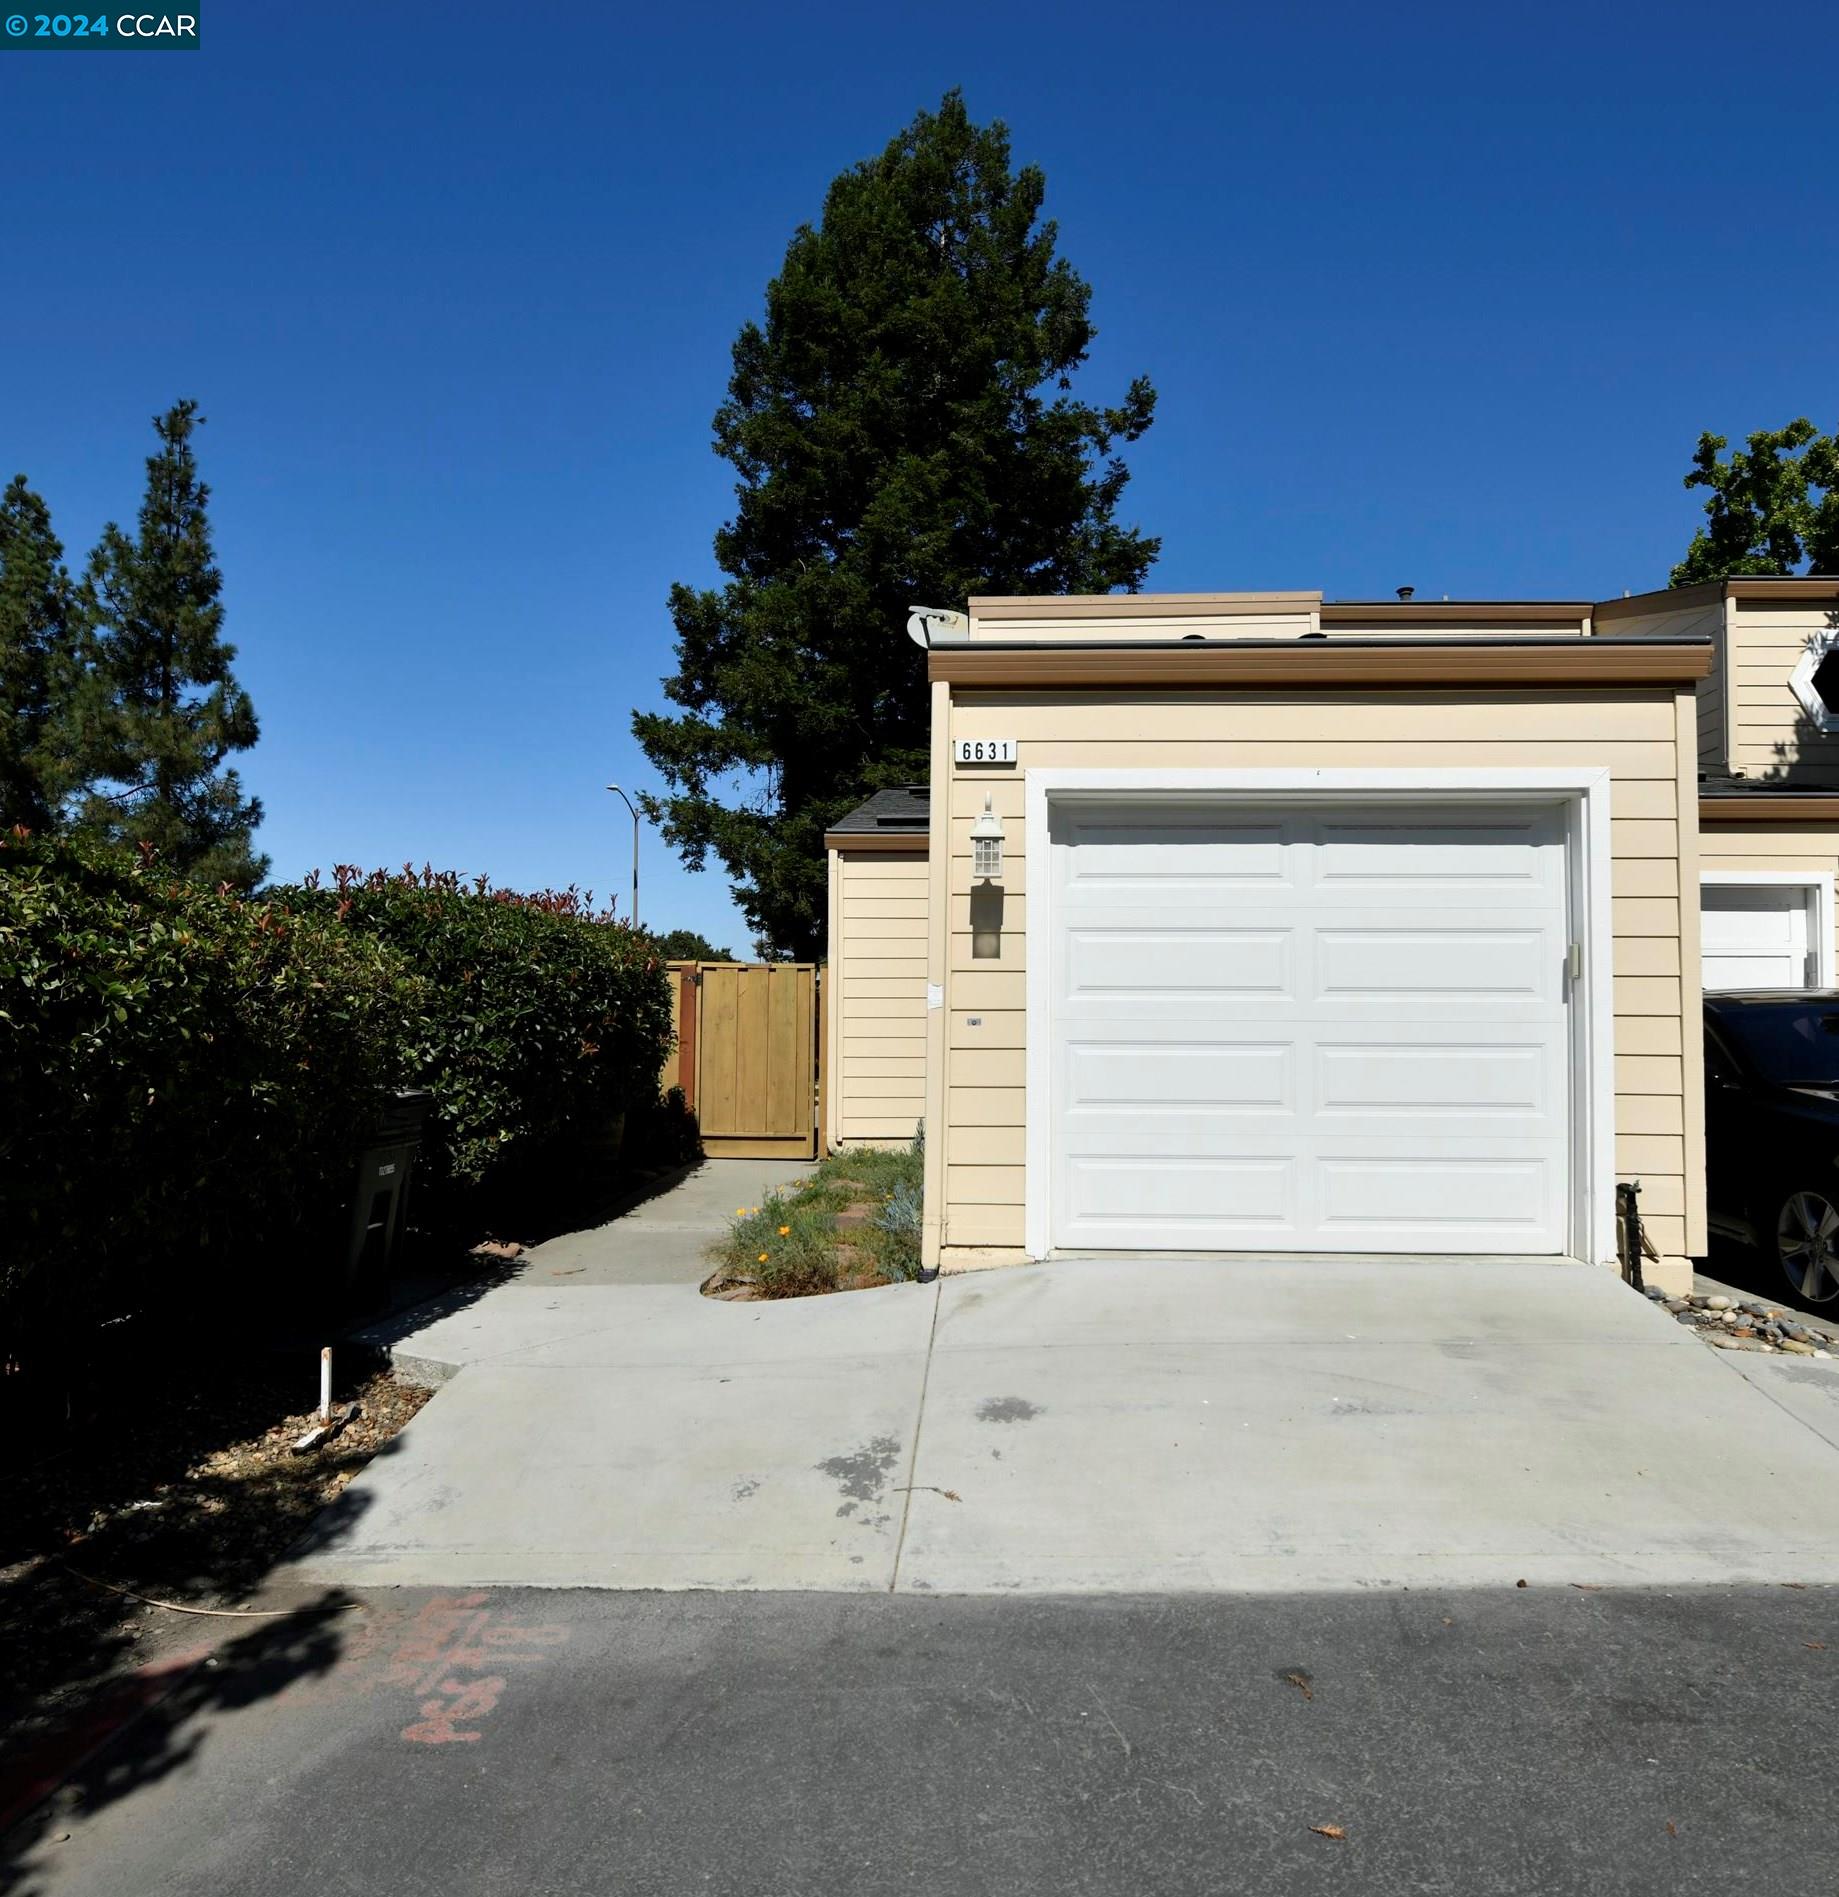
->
(1699, 869), (1836, 988)
(1021, 766), (1618, 1269)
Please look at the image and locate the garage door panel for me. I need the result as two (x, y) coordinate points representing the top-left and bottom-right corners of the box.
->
(1064, 1040), (1293, 1111)
(1317, 1155), (1558, 1239)
(1315, 928), (1550, 1000)
(1061, 813), (1291, 886)
(1050, 799), (1572, 1255)
(1315, 1040), (1551, 1117)
(1063, 928), (1292, 999)
(1066, 1156), (1296, 1234)
(1313, 816), (1563, 891)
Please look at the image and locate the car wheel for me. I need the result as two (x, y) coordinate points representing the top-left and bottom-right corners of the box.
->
(1774, 1190), (1839, 1304)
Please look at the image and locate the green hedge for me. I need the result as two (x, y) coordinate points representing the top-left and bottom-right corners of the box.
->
(284, 867), (674, 1213)
(0, 847), (678, 1352)
(0, 836), (417, 1345)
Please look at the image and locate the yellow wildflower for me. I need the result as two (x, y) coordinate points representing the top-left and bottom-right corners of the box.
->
(778, 1225), (790, 1236)
(757, 1251), (769, 1263)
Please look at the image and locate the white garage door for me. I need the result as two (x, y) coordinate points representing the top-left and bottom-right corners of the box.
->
(1701, 883), (1818, 991)
(1050, 801), (1572, 1254)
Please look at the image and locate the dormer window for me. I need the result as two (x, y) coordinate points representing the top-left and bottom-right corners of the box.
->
(1789, 635), (1839, 733)
(1811, 649), (1839, 718)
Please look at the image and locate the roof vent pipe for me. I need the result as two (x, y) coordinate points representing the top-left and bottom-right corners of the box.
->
(1396, 585), (1415, 601)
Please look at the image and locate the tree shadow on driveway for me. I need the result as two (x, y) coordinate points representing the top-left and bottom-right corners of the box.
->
(0, 1586), (359, 1897)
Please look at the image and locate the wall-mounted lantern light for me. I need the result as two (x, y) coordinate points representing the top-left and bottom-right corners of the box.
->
(970, 793), (1005, 882)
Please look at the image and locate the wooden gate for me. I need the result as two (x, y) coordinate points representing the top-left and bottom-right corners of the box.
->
(662, 963), (819, 1159)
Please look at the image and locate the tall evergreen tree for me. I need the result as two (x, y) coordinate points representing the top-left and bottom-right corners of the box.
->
(0, 475), (78, 831)
(73, 400), (267, 886)
(634, 91), (1158, 957)
(1671, 419), (1839, 583)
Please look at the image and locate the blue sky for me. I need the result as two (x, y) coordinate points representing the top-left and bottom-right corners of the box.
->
(2, 0), (1832, 948)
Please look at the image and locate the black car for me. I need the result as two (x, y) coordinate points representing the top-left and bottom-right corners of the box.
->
(1705, 991), (1839, 1304)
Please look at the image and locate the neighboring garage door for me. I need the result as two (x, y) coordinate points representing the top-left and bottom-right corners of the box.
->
(1049, 801), (1572, 1254)
(1701, 883), (1819, 991)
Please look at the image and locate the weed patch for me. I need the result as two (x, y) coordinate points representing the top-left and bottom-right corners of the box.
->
(704, 1143), (925, 1298)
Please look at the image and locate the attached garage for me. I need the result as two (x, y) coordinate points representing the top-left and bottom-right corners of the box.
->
(907, 600), (1714, 1293)
(1700, 877), (1831, 991)
(1699, 792), (1839, 994)
(1043, 796), (1576, 1254)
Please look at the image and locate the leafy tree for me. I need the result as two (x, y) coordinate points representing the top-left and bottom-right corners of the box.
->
(1672, 419), (1839, 584)
(71, 400), (267, 887)
(635, 90), (1159, 957)
(651, 926), (736, 963)
(0, 475), (79, 831)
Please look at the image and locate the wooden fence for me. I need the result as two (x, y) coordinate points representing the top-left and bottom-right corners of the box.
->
(662, 962), (821, 1160)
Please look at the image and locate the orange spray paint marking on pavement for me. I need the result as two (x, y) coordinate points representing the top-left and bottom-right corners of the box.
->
(391, 1593), (569, 1746)
(402, 1674), (508, 1744)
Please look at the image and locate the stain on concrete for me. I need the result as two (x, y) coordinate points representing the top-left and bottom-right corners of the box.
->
(816, 1435), (902, 1502)
(976, 1396), (1042, 1424)
(731, 1476), (761, 1501)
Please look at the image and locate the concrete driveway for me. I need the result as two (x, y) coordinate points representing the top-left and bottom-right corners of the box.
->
(287, 1175), (1839, 1594)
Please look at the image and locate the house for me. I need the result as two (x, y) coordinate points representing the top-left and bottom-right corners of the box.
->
(824, 577), (1839, 1295)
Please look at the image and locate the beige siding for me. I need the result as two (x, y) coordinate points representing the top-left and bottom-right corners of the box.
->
(1700, 824), (1839, 974)
(1592, 596), (1729, 774)
(964, 597), (1590, 641)
(935, 687), (1703, 1274)
(968, 594), (1321, 641)
(1698, 659), (1727, 775)
(1591, 599), (1726, 642)
(828, 849), (928, 1149)
(1729, 599), (1839, 783)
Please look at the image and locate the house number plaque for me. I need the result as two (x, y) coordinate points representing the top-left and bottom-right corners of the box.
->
(954, 737), (1017, 765)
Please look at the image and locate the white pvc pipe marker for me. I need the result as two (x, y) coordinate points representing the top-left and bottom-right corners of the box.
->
(319, 1346), (332, 1423)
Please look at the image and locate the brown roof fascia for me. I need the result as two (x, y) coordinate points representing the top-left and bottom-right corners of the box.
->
(1727, 577), (1839, 602)
(825, 831), (930, 854)
(1699, 793), (1839, 824)
(1597, 576), (1839, 624)
(927, 641), (1713, 690)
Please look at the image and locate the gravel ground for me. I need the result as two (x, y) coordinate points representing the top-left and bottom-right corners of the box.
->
(0, 1359), (429, 1756)
(1647, 1285), (1838, 1355)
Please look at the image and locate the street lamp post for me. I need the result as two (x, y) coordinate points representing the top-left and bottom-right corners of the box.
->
(605, 783), (639, 927)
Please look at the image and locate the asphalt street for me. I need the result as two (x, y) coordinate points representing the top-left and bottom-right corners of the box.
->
(8, 1584), (1838, 1896)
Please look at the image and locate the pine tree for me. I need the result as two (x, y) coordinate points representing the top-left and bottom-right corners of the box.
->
(635, 92), (1158, 957)
(0, 475), (78, 831)
(73, 401), (267, 886)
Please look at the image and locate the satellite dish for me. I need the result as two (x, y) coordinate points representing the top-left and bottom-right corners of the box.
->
(906, 606), (967, 648)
